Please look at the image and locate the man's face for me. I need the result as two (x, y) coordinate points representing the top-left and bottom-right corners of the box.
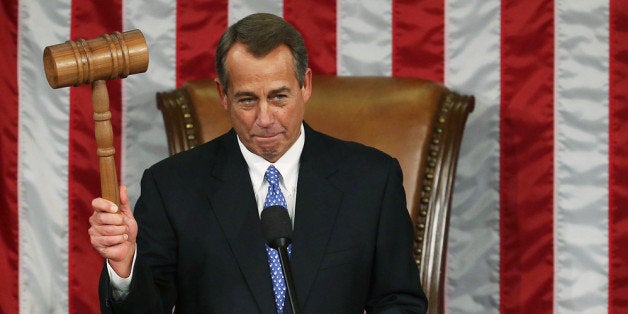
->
(216, 43), (312, 163)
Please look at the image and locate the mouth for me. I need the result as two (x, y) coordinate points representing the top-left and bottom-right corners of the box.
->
(253, 133), (282, 145)
(256, 132), (280, 138)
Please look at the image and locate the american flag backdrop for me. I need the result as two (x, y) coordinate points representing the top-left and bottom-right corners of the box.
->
(1, 0), (627, 313)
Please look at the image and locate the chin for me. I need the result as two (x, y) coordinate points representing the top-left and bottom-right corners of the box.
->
(260, 150), (279, 161)
(252, 146), (280, 161)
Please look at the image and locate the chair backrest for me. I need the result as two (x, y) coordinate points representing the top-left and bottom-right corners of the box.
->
(157, 75), (474, 313)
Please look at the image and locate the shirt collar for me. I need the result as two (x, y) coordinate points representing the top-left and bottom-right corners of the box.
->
(237, 123), (305, 191)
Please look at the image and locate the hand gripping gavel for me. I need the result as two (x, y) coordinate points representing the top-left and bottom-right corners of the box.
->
(43, 29), (149, 206)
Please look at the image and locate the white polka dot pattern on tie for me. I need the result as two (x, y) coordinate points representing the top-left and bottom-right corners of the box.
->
(263, 165), (291, 314)
(266, 244), (292, 314)
(263, 165), (287, 209)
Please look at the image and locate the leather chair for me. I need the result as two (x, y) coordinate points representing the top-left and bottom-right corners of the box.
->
(156, 75), (474, 313)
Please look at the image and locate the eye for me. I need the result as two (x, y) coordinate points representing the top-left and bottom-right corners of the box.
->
(270, 94), (289, 105)
(238, 97), (256, 106)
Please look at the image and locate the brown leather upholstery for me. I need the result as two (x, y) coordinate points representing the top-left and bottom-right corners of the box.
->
(157, 75), (474, 313)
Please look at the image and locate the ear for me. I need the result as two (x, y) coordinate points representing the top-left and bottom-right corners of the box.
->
(301, 68), (313, 103)
(215, 78), (229, 111)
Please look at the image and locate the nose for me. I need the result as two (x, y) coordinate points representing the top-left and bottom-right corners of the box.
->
(256, 101), (274, 127)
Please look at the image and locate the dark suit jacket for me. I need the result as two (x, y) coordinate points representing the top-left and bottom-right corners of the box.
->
(100, 124), (427, 313)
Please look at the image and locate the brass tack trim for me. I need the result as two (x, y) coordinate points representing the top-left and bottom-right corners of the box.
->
(413, 89), (456, 268)
(174, 91), (198, 149)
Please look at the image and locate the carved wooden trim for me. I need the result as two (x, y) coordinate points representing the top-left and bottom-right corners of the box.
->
(156, 88), (199, 155)
(414, 89), (474, 314)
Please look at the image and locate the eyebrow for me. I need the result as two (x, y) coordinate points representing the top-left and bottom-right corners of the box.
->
(232, 86), (291, 98)
(268, 87), (291, 95)
(233, 91), (257, 98)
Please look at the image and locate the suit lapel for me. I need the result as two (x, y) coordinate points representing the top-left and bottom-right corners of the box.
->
(291, 126), (344, 307)
(203, 127), (345, 312)
(204, 132), (277, 314)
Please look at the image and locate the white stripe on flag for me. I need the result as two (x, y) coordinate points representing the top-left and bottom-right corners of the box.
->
(228, 0), (283, 26)
(554, 0), (609, 312)
(337, 0), (392, 76)
(122, 0), (176, 207)
(445, 0), (501, 312)
(18, 0), (72, 312)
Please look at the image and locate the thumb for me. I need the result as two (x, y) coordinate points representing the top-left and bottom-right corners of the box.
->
(117, 185), (133, 218)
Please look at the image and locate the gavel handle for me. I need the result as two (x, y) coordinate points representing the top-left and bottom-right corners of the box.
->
(92, 80), (120, 206)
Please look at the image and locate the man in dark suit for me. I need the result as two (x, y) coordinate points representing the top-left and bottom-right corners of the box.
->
(89, 13), (427, 313)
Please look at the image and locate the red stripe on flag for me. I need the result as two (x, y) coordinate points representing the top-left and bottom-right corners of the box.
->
(392, 0), (444, 81)
(176, 0), (228, 85)
(69, 0), (123, 312)
(0, 1), (20, 313)
(609, 0), (628, 312)
(284, 0), (337, 75)
(500, 1), (555, 312)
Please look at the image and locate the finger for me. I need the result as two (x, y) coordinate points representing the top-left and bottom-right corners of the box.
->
(92, 224), (129, 236)
(98, 245), (134, 263)
(95, 234), (129, 247)
(91, 211), (125, 226)
(92, 197), (119, 214)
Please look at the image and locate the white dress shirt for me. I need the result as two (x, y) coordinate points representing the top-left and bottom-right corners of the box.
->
(107, 124), (305, 299)
(238, 123), (304, 223)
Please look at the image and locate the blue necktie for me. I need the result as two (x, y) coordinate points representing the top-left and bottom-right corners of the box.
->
(263, 165), (292, 314)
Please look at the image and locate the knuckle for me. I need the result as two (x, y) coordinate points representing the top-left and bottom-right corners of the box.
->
(102, 235), (125, 246)
(102, 225), (121, 236)
(102, 236), (116, 246)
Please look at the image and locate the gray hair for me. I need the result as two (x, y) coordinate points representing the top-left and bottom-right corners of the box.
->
(215, 13), (309, 90)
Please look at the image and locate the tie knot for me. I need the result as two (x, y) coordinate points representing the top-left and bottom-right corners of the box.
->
(264, 165), (281, 186)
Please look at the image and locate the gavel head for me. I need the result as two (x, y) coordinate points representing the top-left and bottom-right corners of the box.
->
(43, 29), (149, 89)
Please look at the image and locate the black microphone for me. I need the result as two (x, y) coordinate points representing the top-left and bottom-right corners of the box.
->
(261, 205), (301, 314)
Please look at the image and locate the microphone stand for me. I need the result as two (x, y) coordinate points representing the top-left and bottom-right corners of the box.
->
(276, 239), (300, 314)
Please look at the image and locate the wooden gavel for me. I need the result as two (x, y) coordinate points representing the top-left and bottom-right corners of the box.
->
(43, 29), (149, 206)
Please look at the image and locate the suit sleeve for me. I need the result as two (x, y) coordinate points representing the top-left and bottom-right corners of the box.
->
(99, 168), (178, 314)
(365, 158), (429, 314)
